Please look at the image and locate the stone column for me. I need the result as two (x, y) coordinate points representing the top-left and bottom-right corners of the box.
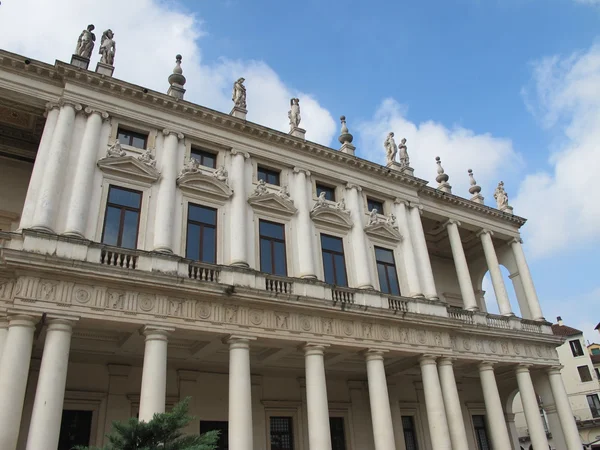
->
(408, 205), (439, 300)
(293, 168), (317, 279)
(0, 317), (7, 362)
(516, 365), (549, 449)
(228, 336), (254, 450)
(64, 108), (109, 237)
(153, 130), (183, 253)
(505, 413), (522, 450)
(229, 150), (249, 267)
(304, 344), (332, 450)
(419, 355), (451, 450)
(0, 315), (37, 450)
(437, 358), (469, 450)
(26, 318), (76, 450)
(478, 229), (513, 315)
(32, 101), (82, 232)
(345, 184), (373, 289)
(394, 200), (423, 297)
(510, 238), (544, 320)
(547, 367), (583, 449)
(479, 362), (513, 449)
(138, 326), (172, 422)
(365, 350), (396, 450)
(445, 220), (478, 311)
(20, 103), (61, 230)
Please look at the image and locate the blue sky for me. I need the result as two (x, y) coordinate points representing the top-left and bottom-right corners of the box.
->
(1, 0), (599, 340)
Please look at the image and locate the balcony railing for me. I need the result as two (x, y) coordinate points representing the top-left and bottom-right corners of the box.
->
(388, 297), (409, 313)
(521, 319), (542, 333)
(188, 262), (219, 282)
(486, 314), (510, 330)
(332, 287), (355, 305)
(447, 306), (474, 325)
(265, 276), (293, 294)
(100, 247), (138, 269)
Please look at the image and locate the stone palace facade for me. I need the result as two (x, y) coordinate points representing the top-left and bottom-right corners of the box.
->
(0, 42), (585, 450)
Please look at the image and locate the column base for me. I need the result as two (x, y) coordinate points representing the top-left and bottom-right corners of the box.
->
(230, 261), (250, 268)
(30, 225), (55, 234)
(153, 247), (174, 254)
(70, 54), (90, 70)
(411, 293), (426, 299)
(300, 274), (318, 280)
(61, 231), (85, 239)
(95, 62), (114, 77)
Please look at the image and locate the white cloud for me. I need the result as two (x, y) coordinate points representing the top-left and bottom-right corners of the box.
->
(573, 0), (600, 5)
(0, 0), (336, 145)
(356, 98), (522, 197)
(514, 43), (600, 258)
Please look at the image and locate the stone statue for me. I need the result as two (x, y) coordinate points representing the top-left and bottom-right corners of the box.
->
(99, 29), (116, 66)
(288, 98), (301, 130)
(334, 198), (346, 211)
(368, 208), (379, 225)
(137, 148), (156, 168)
(232, 78), (246, 109)
(253, 179), (268, 196)
(214, 166), (228, 182)
(387, 213), (397, 228)
(106, 141), (125, 158)
(384, 132), (397, 164)
(180, 157), (199, 176)
(494, 181), (510, 210)
(277, 185), (291, 199)
(398, 138), (409, 167)
(75, 24), (96, 59)
(312, 191), (327, 211)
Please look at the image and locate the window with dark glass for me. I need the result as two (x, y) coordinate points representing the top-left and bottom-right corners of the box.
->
(191, 147), (217, 169)
(595, 368), (600, 380)
(58, 410), (93, 450)
(367, 197), (384, 214)
(321, 234), (348, 287)
(316, 183), (335, 201)
(578, 365), (593, 382)
(270, 416), (294, 450)
(329, 417), (346, 450)
(257, 166), (280, 185)
(200, 421), (228, 450)
(587, 394), (600, 418)
(569, 339), (584, 357)
(402, 416), (419, 450)
(186, 204), (217, 263)
(592, 347), (600, 355)
(375, 246), (401, 295)
(472, 415), (491, 450)
(101, 186), (142, 249)
(117, 127), (147, 149)
(259, 220), (287, 276)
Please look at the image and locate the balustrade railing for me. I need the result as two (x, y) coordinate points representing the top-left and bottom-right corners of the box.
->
(486, 315), (511, 329)
(265, 276), (293, 294)
(100, 247), (138, 269)
(521, 319), (542, 333)
(188, 262), (219, 282)
(447, 306), (474, 325)
(388, 297), (409, 313)
(332, 287), (355, 304)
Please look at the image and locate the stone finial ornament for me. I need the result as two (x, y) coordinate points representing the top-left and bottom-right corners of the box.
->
(288, 98), (301, 130)
(435, 156), (452, 193)
(75, 24), (96, 59)
(167, 54), (187, 100)
(338, 116), (356, 155)
(384, 132), (397, 165)
(398, 138), (409, 167)
(468, 169), (484, 204)
(232, 78), (247, 109)
(99, 29), (116, 66)
(494, 181), (513, 214)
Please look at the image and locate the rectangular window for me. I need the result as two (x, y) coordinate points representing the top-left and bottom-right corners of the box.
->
(258, 166), (280, 185)
(259, 220), (287, 276)
(592, 348), (600, 355)
(200, 421), (228, 450)
(595, 368), (600, 380)
(570, 339), (584, 357)
(402, 416), (419, 450)
(320, 234), (348, 287)
(578, 365), (593, 382)
(587, 394), (600, 418)
(58, 410), (93, 450)
(367, 197), (384, 214)
(101, 186), (142, 249)
(375, 246), (401, 295)
(316, 183), (335, 201)
(191, 147), (217, 169)
(186, 203), (217, 263)
(329, 417), (346, 450)
(270, 416), (294, 450)
(472, 415), (491, 450)
(117, 127), (147, 149)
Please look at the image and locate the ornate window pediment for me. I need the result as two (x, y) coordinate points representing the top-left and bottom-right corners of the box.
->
(177, 172), (233, 202)
(97, 155), (160, 184)
(310, 206), (353, 231)
(247, 193), (297, 216)
(364, 222), (402, 242)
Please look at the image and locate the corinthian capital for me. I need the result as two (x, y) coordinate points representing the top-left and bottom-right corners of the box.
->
(162, 129), (184, 140)
(84, 107), (109, 120)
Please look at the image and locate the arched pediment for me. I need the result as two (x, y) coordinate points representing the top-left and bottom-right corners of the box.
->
(97, 156), (160, 184)
(364, 222), (402, 242)
(247, 193), (297, 216)
(177, 172), (233, 202)
(310, 207), (353, 231)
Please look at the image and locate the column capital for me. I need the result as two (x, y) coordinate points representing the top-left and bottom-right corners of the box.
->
(443, 218), (461, 228)
(394, 198), (410, 207)
(344, 182), (362, 192)
(476, 228), (494, 238)
(162, 129), (184, 140)
(230, 148), (250, 159)
(84, 106), (109, 120)
(303, 342), (329, 355)
(409, 202), (424, 214)
(438, 356), (457, 367)
(478, 361), (497, 372)
(6, 313), (37, 329)
(58, 99), (83, 111)
(141, 325), (174, 341)
(225, 334), (256, 348)
(293, 166), (311, 177)
(45, 318), (77, 333)
(45, 101), (61, 114)
(509, 236), (523, 246)
(418, 354), (439, 365)
(364, 348), (388, 361)
(515, 364), (532, 374)
(546, 365), (564, 375)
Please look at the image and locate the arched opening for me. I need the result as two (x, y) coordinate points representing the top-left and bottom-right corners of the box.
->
(481, 265), (523, 317)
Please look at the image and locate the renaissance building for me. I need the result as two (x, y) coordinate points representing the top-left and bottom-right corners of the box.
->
(0, 32), (585, 450)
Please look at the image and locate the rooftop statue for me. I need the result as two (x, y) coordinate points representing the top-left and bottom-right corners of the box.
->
(288, 98), (301, 130)
(232, 78), (247, 109)
(398, 138), (409, 167)
(99, 29), (116, 66)
(75, 24), (96, 59)
(494, 181), (510, 210)
(384, 132), (397, 165)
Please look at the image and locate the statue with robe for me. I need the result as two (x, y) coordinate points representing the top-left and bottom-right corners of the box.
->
(75, 24), (96, 59)
(288, 98), (301, 130)
(99, 29), (116, 66)
(232, 78), (247, 109)
(494, 181), (510, 210)
(384, 132), (397, 164)
(398, 138), (409, 167)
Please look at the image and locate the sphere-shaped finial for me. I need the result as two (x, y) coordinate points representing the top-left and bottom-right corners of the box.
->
(468, 169), (481, 195)
(168, 54), (186, 87)
(435, 157), (449, 183)
(338, 115), (353, 144)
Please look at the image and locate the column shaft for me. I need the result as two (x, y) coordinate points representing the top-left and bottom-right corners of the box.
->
(547, 368), (583, 449)
(138, 327), (170, 422)
(304, 344), (332, 450)
(366, 351), (396, 450)
(229, 151), (249, 266)
(0, 318), (7, 362)
(26, 319), (75, 450)
(153, 131), (182, 252)
(479, 231), (513, 315)
(64, 109), (106, 237)
(438, 359), (469, 450)
(511, 240), (544, 320)
(32, 103), (79, 232)
(228, 337), (253, 450)
(346, 185), (373, 289)
(408, 206), (439, 300)
(394, 201), (423, 297)
(516, 366), (549, 449)
(446, 221), (478, 311)
(479, 363), (513, 449)
(419, 356), (451, 450)
(0, 315), (36, 450)
(294, 169), (316, 279)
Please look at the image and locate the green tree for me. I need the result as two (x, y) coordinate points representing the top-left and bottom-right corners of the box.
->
(76, 397), (219, 450)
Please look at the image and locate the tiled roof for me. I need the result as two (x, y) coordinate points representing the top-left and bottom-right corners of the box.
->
(552, 323), (583, 337)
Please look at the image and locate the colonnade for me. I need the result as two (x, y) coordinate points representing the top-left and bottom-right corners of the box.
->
(0, 314), (582, 450)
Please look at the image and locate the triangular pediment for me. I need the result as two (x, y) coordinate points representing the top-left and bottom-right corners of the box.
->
(364, 222), (403, 242)
(97, 156), (160, 184)
(177, 172), (233, 202)
(310, 207), (353, 231)
(247, 193), (297, 216)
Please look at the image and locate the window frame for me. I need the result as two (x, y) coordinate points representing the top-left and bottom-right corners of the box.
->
(374, 246), (401, 295)
(101, 185), (142, 249)
(264, 403), (302, 450)
(185, 203), (217, 264)
(320, 233), (349, 287)
(587, 394), (600, 418)
(259, 219), (288, 276)
(257, 165), (281, 186)
(366, 197), (385, 214)
(190, 146), (218, 169)
(116, 126), (148, 150)
(569, 339), (584, 357)
(472, 415), (492, 450)
(577, 365), (593, 382)
(316, 182), (336, 202)
(269, 416), (295, 450)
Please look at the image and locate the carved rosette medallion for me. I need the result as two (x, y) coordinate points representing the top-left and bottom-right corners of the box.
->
(138, 294), (155, 312)
(514, 343), (521, 355)
(196, 302), (211, 319)
(489, 341), (498, 353)
(342, 321), (354, 336)
(463, 338), (472, 350)
(300, 316), (312, 331)
(74, 287), (91, 304)
(417, 330), (427, 344)
(249, 309), (264, 326)
(380, 326), (392, 341)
